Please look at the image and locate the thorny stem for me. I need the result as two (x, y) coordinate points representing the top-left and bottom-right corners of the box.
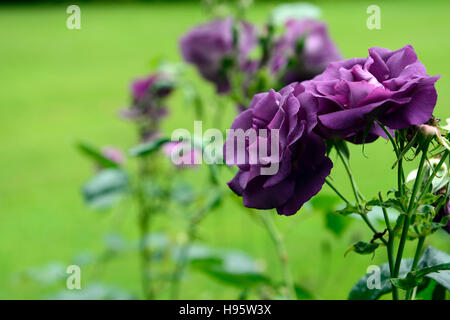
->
(393, 141), (430, 292)
(260, 213), (296, 300)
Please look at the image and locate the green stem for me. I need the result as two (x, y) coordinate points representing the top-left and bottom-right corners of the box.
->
(377, 121), (399, 157)
(379, 192), (398, 300)
(392, 141), (430, 286)
(260, 213), (296, 299)
(325, 179), (350, 204)
(336, 148), (385, 244)
(336, 148), (362, 205)
(170, 203), (210, 299)
(137, 157), (154, 300)
(377, 122), (406, 199)
(397, 139), (405, 199)
(405, 236), (425, 300)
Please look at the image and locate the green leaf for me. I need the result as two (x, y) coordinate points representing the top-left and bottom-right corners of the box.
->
(345, 241), (380, 257)
(198, 252), (270, 288)
(186, 245), (270, 288)
(366, 198), (404, 212)
(417, 246), (450, 290)
(348, 259), (413, 300)
(176, 244), (223, 267)
(310, 194), (340, 212)
(419, 193), (442, 206)
(391, 263), (450, 290)
(325, 211), (351, 237)
(82, 169), (129, 210)
(76, 142), (119, 168)
(348, 246), (450, 300)
(269, 3), (321, 27)
(432, 283), (447, 300)
(294, 284), (315, 300)
(335, 203), (360, 216)
(129, 137), (170, 157)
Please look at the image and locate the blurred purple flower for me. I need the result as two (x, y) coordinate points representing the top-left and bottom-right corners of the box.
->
(270, 19), (342, 85)
(120, 73), (173, 122)
(225, 83), (333, 216)
(301, 45), (440, 143)
(101, 147), (125, 165)
(180, 18), (257, 93)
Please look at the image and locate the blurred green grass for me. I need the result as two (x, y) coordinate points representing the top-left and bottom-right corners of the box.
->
(0, 0), (449, 299)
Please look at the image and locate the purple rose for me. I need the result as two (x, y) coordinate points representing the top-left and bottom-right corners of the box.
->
(180, 18), (257, 93)
(224, 83), (333, 215)
(302, 45), (440, 143)
(121, 73), (172, 122)
(270, 19), (342, 85)
(132, 74), (172, 101)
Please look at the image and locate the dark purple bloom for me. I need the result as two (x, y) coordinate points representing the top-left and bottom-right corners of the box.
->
(121, 73), (173, 122)
(270, 19), (342, 85)
(132, 74), (172, 101)
(302, 45), (440, 143)
(180, 18), (257, 93)
(224, 83), (333, 215)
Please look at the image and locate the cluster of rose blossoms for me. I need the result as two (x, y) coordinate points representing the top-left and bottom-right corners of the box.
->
(180, 18), (342, 96)
(180, 18), (441, 216)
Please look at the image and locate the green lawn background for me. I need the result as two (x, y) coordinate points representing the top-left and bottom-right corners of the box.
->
(0, 0), (449, 299)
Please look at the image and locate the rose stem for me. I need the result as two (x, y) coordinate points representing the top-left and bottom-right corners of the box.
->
(260, 213), (296, 299)
(405, 236), (426, 300)
(325, 179), (350, 204)
(392, 140), (430, 297)
(170, 191), (219, 299)
(335, 148), (385, 243)
(378, 192), (398, 300)
(137, 156), (154, 300)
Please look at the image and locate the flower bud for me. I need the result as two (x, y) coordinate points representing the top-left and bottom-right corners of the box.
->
(419, 124), (438, 138)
